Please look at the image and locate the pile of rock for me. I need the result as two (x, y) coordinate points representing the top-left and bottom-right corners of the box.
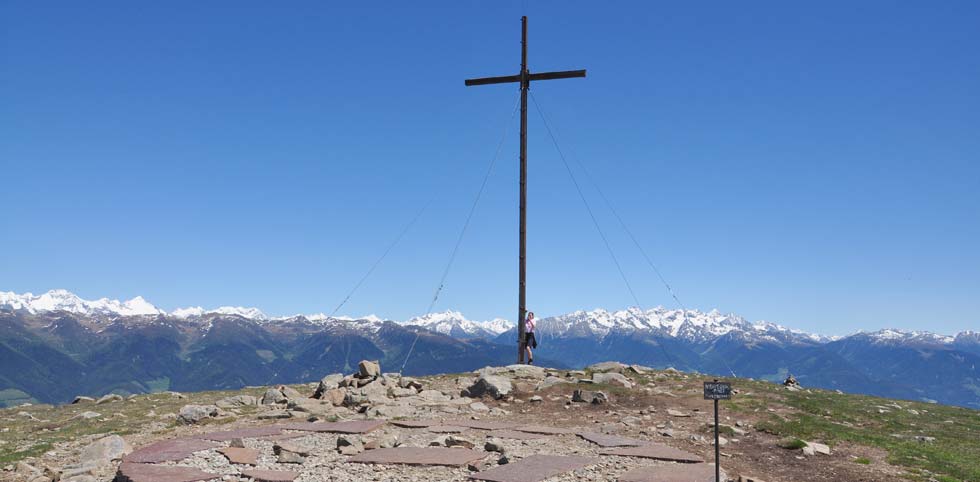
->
(18, 435), (134, 482)
(783, 374), (802, 391)
(177, 404), (220, 425)
(307, 360), (429, 418)
(571, 389), (608, 405)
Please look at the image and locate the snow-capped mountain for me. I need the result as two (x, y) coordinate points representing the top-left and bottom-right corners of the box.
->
(529, 307), (833, 345)
(172, 305), (268, 320)
(856, 329), (956, 346)
(0, 289), (163, 317)
(402, 310), (514, 339)
(0, 289), (971, 346)
(0, 290), (263, 322)
(2, 289), (979, 409)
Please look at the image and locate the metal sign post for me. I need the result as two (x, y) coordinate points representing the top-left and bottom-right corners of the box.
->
(704, 379), (732, 482)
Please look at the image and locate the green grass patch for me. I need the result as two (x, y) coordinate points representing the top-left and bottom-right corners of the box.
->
(777, 437), (807, 450)
(752, 388), (980, 482)
(854, 457), (871, 465)
(0, 442), (52, 465)
(0, 386), (269, 465)
(702, 423), (736, 436)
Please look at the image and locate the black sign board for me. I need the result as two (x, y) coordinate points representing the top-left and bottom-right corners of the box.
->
(705, 380), (732, 482)
(703, 381), (732, 400)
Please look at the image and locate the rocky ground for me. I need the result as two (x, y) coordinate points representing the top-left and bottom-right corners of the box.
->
(1, 361), (977, 482)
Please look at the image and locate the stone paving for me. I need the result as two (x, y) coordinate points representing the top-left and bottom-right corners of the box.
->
(277, 420), (385, 434)
(468, 455), (598, 482)
(106, 362), (730, 481)
(218, 447), (259, 465)
(576, 431), (650, 448)
(485, 429), (548, 440)
(115, 462), (219, 482)
(600, 443), (704, 463)
(122, 438), (221, 464)
(240, 468), (301, 481)
(618, 463), (725, 482)
(198, 426), (285, 441)
(114, 418), (722, 481)
(347, 447), (487, 467)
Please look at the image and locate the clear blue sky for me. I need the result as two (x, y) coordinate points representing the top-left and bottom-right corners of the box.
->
(2, 2), (978, 335)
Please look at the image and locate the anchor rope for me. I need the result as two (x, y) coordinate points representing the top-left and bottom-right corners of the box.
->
(530, 92), (684, 370)
(399, 93), (522, 375)
(529, 92), (642, 309)
(330, 200), (433, 317)
(531, 92), (739, 378)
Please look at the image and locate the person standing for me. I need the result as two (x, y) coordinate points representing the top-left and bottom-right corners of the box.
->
(525, 311), (537, 364)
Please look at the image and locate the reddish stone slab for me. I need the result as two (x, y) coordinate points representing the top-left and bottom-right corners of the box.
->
(218, 447), (258, 465)
(599, 443), (703, 463)
(390, 419), (439, 428)
(347, 447), (487, 467)
(576, 432), (649, 447)
(510, 425), (575, 435)
(198, 426), (283, 441)
(427, 425), (469, 433)
(115, 462), (219, 482)
(241, 469), (300, 482)
(255, 432), (307, 441)
(469, 454), (598, 482)
(453, 420), (518, 430)
(618, 463), (723, 482)
(486, 429), (549, 440)
(280, 419), (385, 434)
(123, 438), (220, 463)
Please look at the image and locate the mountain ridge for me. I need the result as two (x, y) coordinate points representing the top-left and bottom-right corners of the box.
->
(2, 289), (973, 342)
(2, 289), (978, 409)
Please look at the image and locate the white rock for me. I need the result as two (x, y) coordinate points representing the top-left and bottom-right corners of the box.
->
(79, 435), (131, 465)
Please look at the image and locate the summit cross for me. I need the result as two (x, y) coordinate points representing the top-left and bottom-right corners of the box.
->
(464, 16), (586, 364)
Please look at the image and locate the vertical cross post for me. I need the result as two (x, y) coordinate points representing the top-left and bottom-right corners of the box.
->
(464, 16), (586, 364)
(517, 16), (529, 364)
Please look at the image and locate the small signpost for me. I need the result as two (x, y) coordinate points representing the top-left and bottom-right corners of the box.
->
(704, 380), (732, 482)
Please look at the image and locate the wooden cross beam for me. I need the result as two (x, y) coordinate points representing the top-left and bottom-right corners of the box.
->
(464, 16), (586, 365)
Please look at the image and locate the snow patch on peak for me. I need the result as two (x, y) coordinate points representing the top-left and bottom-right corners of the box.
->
(480, 318), (514, 335)
(865, 329), (954, 345)
(333, 314), (384, 323)
(171, 307), (205, 318)
(0, 289), (163, 317)
(207, 306), (267, 320)
(171, 305), (267, 320)
(402, 310), (513, 338)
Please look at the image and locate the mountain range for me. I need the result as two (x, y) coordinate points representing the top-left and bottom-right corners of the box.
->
(1, 289), (978, 409)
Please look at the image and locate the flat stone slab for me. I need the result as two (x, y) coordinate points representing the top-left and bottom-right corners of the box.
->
(241, 469), (300, 482)
(390, 420), (439, 428)
(427, 425), (469, 433)
(510, 425), (575, 435)
(115, 462), (219, 482)
(599, 443), (703, 463)
(198, 426), (283, 441)
(280, 419), (385, 434)
(469, 454), (598, 482)
(618, 463), (723, 482)
(348, 447), (487, 467)
(218, 447), (258, 465)
(576, 432), (649, 447)
(123, 438), (220, 463)
(255, 432), (308, 441)
(453, 420), (518, 430)
(486, 429), (549, 440)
